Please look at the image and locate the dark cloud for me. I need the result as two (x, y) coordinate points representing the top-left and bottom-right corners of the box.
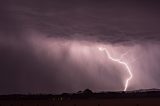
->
(0, 0), (160, 94)
(1, 0), (160, 43)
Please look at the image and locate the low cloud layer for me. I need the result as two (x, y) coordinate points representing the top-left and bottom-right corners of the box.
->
(1, 0), (160, 43)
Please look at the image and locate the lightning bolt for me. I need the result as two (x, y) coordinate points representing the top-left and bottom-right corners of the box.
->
(98, 47), (133, 91)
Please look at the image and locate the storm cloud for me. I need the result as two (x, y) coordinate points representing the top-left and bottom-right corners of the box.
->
(0, 0), (160, 94)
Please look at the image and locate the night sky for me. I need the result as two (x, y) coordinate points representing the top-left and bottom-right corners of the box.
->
(0, 0), (160, 94)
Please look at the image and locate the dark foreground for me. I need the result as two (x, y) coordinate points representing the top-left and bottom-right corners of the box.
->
(1, 89), (160, 106)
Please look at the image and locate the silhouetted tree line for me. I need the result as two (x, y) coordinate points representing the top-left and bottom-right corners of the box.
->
(1, 89), (160, 100)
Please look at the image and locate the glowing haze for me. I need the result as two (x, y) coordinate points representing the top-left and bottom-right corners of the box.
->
(1, 33), (160, 94)
(26, 34), (160, 93)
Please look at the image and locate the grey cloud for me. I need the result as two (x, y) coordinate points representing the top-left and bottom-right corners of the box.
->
(1, 0), (160, 43)
(0, 0), (160, 94)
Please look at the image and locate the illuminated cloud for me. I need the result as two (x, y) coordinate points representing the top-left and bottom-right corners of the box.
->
(0, 0), (160, 94)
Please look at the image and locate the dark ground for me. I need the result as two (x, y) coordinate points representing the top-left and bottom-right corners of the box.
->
(1, 89), (160, 106)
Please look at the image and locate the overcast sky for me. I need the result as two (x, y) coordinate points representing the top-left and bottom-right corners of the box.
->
(0, 0), (160, 94)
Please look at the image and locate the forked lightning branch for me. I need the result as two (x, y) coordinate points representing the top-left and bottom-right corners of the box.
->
(98, 47), (133, 91)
